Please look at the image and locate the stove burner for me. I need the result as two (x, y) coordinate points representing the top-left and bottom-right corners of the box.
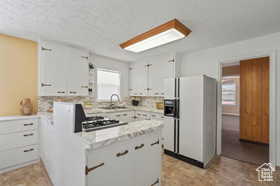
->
(82, 117), (128, 132)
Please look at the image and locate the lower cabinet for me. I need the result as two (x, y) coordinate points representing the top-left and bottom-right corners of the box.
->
(86, 132), (161, 186)
(0, 117), (39, 173)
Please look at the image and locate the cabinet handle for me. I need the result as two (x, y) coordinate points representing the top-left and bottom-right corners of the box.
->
(24, 123), (33, 126)
(81, 56), (89, 60)
(41, 47), (52, 51)
(24, 148), (34, 153)
(116, 150), (128, 157)
(123, 114), (128, 116)
(129, 89), (133, 91)
(151, 178), (159, 186)
(135, 144), (144, 150)
(151, 140), (160, 146)
(85, 163), (105, 175)
(116, 114), (121, 117)
(154, 93), (159, 95)
(69, 91), (77, 94)
(23, 133), (34, 137)
(81, 85), (88, 88)
(57, 91), (65, 94)
(41, 83), (52, 87)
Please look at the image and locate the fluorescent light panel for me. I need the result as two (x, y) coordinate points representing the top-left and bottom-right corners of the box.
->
(124, 28), (185, 53)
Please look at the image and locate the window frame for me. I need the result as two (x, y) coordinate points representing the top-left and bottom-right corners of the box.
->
(221, 76), (239, 106)
(96, 67), (121, 102)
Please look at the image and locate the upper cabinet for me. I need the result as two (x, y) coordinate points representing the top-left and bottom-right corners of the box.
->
(67, 48), (89, 96)
(39, 41), (89, 96)
(129, 62), (148, 96)
(129, 53), (181, 97)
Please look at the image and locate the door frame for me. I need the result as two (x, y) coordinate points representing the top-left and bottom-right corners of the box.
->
(217, 50), (277, 167)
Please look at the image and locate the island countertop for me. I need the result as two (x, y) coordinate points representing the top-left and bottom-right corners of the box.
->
(76, 119), (163, 150)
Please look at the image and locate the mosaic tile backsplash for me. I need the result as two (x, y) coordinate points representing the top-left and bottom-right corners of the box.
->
(38, 96), (163, 112)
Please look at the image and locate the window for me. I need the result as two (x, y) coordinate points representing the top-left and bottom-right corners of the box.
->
(97, 68), (121, 101)
(222, 76), (239, 105)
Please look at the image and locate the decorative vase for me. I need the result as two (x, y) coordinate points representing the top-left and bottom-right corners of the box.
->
(20, 98), (33, 115)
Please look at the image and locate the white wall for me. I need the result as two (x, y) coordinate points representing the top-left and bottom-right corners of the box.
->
(92, 54), (129, 100)
(180, 32), (280, 166)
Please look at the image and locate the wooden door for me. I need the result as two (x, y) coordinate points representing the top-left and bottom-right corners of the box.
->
(240, 57), (269, 144)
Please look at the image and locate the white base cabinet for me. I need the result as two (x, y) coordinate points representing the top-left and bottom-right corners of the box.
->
(86, 131), (162, 186)
(0, 117), (39, 173)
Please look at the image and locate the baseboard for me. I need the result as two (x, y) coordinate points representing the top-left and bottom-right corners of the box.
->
(40, 159), (53, 186)
(239, 139), (269, 145)
(0, 159), (39, 174)
(164, 149), (204, 168)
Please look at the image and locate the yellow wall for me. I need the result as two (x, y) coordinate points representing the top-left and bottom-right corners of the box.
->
(0, 34), (37, 116)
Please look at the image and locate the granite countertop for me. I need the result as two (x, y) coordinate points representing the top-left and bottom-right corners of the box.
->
(85, 106), (163, 115)
(77, 120), (163, 150)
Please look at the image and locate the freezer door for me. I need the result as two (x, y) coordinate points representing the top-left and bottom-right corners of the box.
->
(163, 78), (176, 99)
(179, 76), (204, 162)
(162, 117), (175, 152)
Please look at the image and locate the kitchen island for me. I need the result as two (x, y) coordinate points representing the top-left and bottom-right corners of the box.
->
(41, 102), (163, 186)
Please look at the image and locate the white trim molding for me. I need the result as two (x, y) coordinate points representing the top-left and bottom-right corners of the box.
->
(217, 50), (278, 167)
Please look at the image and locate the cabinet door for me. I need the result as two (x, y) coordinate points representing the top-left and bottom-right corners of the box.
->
(148, 55), (175, 97)
(132, 133), (161, 186)
(87, 140), (133, 186)
(129, 62), (148, 96)
(39, 41), (67, 96)
(162, 117), (175, 151)
(40, 116), (59, 185)
(67, 48), (89, 96)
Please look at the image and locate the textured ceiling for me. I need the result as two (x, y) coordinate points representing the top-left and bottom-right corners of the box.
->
(1, 0), (280, 62)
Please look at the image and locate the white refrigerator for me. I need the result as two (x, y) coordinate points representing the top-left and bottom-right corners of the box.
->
(163, 75), (217, 168)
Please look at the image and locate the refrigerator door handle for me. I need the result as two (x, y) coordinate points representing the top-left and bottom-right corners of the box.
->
(174, 119), (177, 153)
(177, 119), (180, 154)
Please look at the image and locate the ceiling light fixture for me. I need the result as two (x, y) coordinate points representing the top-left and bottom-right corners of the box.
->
(120, 19), (191, 53)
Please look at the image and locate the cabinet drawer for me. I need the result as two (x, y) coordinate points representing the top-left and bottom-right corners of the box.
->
(0, 145), (39, 170)
(0, 130), (38, 151)
(87, 139), (131, 169)
(0, 119), (38, 134)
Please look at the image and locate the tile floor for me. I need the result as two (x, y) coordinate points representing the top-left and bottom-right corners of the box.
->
(0, 155), (279, 186)
(222, 129), (269, 165)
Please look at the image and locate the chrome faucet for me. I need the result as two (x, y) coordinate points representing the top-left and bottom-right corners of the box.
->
(110, 94), (120, 107)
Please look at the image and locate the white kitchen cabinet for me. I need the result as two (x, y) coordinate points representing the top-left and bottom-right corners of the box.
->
(87, 139), (133, 186)
(39, 41), (68, 96)
(129, 62), (148, 96)
(129, 53), (181, 97)
(39, 40), (89, 96)
(148, 54), (175, 97)
(132, 133), (161, 186)
(86, 131), (162, 186)
(0, 117), (39, 173)
(162, 117), (175, 152)
(40, 115), (59, 185)
(67, 48), (89, 96)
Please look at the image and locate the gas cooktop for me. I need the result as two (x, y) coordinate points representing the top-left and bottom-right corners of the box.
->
(82, 116), (128, 132)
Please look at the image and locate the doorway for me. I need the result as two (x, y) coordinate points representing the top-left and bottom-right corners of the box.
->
(221, 57), (269, 165)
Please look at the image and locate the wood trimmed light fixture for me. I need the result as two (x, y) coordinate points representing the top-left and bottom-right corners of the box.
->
(120, 19), (191, 53)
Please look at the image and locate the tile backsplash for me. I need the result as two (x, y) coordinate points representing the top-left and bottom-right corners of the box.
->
(128, 96), (164, 109)
(38, 96), (163, 112)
